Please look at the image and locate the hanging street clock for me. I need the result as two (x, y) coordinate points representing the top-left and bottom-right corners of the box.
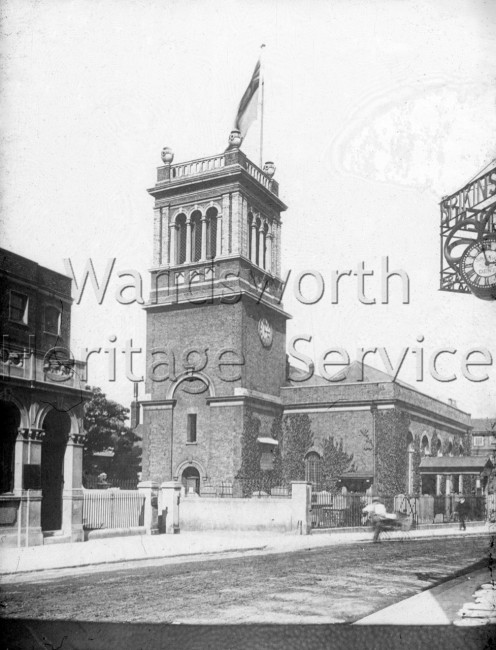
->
(440, 163), (496, 301)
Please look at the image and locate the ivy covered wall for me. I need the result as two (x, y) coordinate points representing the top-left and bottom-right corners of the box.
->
(235, 404), (476, 496)
(374, 409), (411, 494)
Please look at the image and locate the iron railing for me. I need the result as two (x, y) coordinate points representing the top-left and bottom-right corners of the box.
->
(310, 492), (487, 529)
(82, 489), (145, 530)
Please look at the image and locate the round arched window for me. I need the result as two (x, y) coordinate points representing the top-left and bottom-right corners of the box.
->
(305, 452), (322, 489)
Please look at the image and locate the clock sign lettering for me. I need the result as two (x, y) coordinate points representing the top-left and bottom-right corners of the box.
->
(258, 318), (273, 348)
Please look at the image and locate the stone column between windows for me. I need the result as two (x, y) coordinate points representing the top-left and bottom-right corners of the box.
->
(275, 222), (281, 276)
(250, 222), (257, 264)
(186, 217), (192, 263)
(216, 214), (222, 257)
(231, 192), (242, 255)
(201, 216), (207, 261)
(266, 234), (273, 274)
(161, 205), (170, 266)
(153, 207), (162, 267)
(221, 194), (230, 254)
(258, 227), (265, 269)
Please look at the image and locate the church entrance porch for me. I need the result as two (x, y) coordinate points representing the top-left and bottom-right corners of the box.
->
(181, 466), (201, 496)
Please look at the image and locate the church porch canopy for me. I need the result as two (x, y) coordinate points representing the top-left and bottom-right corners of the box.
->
(419, 456), (493, 475)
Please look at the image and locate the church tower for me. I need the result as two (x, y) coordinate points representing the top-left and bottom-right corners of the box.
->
(141, 131), (289, 492)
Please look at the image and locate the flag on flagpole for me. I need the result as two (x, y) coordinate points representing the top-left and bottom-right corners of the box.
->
(234, 59), (261, 138)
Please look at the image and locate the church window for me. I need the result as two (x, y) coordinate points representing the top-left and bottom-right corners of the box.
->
(191, 211), (202, 262)
(262, 223), (269, 269)
(255, 217), (261, 265)
(305, 452), (322, 489)
(206, 207), (217, 259)
(176, 214), (187, 264)
(187, 413), (197, 443)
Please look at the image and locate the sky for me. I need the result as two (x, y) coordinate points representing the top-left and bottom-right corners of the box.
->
(1, 0), (495, 417)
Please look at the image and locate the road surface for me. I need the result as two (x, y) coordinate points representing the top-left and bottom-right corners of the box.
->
(1, 535), (491, 624)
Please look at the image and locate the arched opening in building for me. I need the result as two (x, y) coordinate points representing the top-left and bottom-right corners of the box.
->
(305, 452), (322, 490)
(206, 207), (218, 259)
(436, 439), (442, 456)
(255, 217), (261, 265)
(176, 213), (187, 264)
(421, 435), (430, 456)
(191, 210), (202, 262)
(0, 400), (20, 493)
(181, 465), (200, 495)
(41, 409), (70, 532)
(262, 223), (269, 269)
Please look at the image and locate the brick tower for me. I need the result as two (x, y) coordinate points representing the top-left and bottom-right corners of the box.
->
(141, 131), (289, 492)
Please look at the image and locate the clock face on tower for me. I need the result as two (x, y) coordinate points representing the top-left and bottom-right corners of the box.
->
(460, 236), (496, 300)
(258, 318), (273, 348)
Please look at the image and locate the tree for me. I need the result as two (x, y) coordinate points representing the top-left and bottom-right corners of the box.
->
(83, 386), (141, 480)
(321, 436), (355, 493)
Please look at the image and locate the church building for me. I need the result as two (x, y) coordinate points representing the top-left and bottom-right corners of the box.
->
(141, 133), (482, 498)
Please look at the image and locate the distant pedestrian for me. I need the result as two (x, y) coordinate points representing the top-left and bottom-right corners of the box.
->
(456, 497), (469, 531)
(363, 497), (387, 543)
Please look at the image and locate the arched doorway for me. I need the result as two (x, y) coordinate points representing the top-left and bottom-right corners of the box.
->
(41, 409), (70, 532)
(0, 400), (20, 494)
(181, 466), (200, 495)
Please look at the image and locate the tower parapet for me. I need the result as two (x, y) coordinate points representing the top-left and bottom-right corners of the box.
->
(147, 137), (287, 311)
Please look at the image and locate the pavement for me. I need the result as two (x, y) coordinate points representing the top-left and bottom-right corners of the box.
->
(0, 522), (493, 577)
(355, 565), (495, 626)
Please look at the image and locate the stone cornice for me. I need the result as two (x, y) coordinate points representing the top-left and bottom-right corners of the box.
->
(140, 399), (177, 410)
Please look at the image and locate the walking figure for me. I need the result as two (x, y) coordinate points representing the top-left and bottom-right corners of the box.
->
(456, 496), (469, 531)
(363, 497), (387, 543)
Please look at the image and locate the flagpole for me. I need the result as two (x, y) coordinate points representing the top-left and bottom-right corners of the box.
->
(259, 44), (265, 168)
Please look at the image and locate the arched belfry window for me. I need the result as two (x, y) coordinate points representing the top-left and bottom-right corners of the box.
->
(305, 452), (322, 489)
(263, 223), (269, 269)
(176, 214), (187, 264)
(206, 207), (217, 259)
(255, 217), (261, 266)
(191, 211), (202, 263)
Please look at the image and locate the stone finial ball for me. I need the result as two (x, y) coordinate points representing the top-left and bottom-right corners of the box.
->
(161, 146), (174, 164)
(228, 129), (242, 149)
(263, 161), (276, 178)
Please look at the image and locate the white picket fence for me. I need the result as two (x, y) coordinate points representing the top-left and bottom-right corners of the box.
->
(82, 488), (145, 530)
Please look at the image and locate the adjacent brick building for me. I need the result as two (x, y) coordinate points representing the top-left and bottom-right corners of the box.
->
(0, 248), (89, 546)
